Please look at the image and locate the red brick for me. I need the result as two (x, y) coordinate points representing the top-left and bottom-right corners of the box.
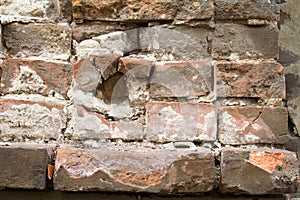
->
(0, 58), (72, 98)
(72, 0), (214, 23)
(89, 54), (121, 80)
(68, 105), (144, 141)
(176, 0), (214, 21)
(221, 148), (299, 194)
(0, 143), (54, 189)
(72, 0), (177, 22)
(118, 57), (153, 77)
(54, 145), (217, 193)
(146, 101), (217, 142)
(216, 61), (285, 99)
(218, 106), (289, 145)
(0, 98), (64, 142)
(150, 61), (213, 98)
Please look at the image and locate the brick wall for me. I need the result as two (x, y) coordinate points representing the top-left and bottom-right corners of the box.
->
(0, 0), (299, 199)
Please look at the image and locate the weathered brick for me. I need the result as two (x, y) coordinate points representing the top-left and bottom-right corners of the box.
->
(150, 61), (213, 98)
(172, 26), (211, 54)
(215, 0), (279, 21)
(72, 0), (214, 23)
(72, 0), (177, 22)
(0, 0), (54, 18)
(89, 54), (121, 80)
(0, 0), (72, 22)
(0, 143), (52, 189)
(138, 27), (210, 60)
(146, 101), (217, 143)
(221, 148), (299, 194)
(212, 23), (279, 60)
(119, 57), (153, 107)
(0, 58), (72, 98)
(77, 27), (210, 61)
(67, 105), (143, 141)
(73, 54), (121, 95)
(218, 106), (289, 145)
(73, 58), (101, 94)
(118, 57), (153, 77)
(215, 61), (285, 99)
(54, 145), (216, 193)
(3, 22), (71, 61)
(176, 0), (214, 21)
(72, 21), (140, 42)
(0, 98), (65, 142)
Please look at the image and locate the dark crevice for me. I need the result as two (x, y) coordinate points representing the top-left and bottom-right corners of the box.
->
(95, 72), (129, 104)
(46, 145), (57, 190)
(192, 141), (204, 147)
(252, 111), (263, 123)
(288, 113), (299, 136)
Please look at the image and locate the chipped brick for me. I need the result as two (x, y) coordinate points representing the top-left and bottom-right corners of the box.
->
(54, 145), (217, 193)
(221, 148), (299, 194)
(150, 61), (213, 98)
(0, 58), (72, 98)
(215, 61), (286, 99)
(0, 98), (65, 142)
(218, 106), (289, 145)
(146, 101), (217, 143)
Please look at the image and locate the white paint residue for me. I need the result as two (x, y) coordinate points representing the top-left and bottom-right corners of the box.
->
(220, 111), (249, 144)
(160, 106), (185, 127)
(245, 133), (260, 142)
(252, 123), (262, 131)
(10, 65), (47, 94)
(0, 103), (62, 141)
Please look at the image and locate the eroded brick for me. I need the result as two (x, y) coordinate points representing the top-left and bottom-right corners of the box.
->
(221, 148), (299, 194)
(215, 0), (279, 21)
(76, 27), (210, 61)
(0, 98), (65, 142)
(54, 145), (217, 193)
(146, 101), (217, 143)
(150, 61), (213, 98)
(138, 27), (210, 60)
(212, 23), (279, 60)
(72, 21), (140, 42)
(73, 54), (121, 95)
(215, 61), (285, 99)
(72, 0), (177, 22)
(0, 58), (72, 98)
(3, 22), (71, 61)
(0, 0), (72, 22)
(176, 0), (214, 21)
(218, 106), (289, 145)
(73, 58), (102, 94)
(89, 54), (121, 80)
(0, 0), (54, 19)
(118, 57), (153, 77)
(72, 0), (215, 23)
(67, 105), (143, 141)
(0, 143), (52, 189)
(118, 57), (153, 107)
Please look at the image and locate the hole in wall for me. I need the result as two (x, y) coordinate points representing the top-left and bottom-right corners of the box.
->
(95, 72), (129, 104)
